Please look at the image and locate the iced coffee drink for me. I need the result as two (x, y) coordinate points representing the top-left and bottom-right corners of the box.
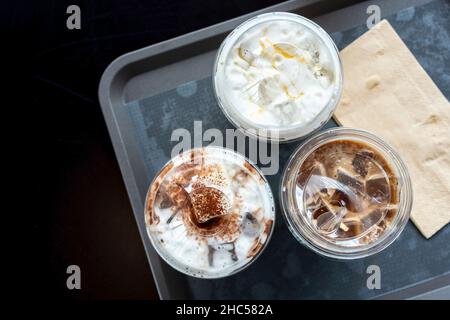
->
(145, 147), (275, 278)
(281, 128), (412, 259)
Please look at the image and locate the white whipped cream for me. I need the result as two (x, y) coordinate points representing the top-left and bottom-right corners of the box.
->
(215, 15), (339, 130)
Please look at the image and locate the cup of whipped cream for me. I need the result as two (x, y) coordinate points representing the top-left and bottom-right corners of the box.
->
(213, 12), (343, 142)
(145, 147), (275, 278)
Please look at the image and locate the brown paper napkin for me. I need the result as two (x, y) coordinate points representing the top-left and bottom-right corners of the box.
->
(334, 20), (450, 238)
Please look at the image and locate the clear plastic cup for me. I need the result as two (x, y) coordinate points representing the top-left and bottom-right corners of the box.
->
(145, 146), (275, 278)
(213, 12), (343, 142)
(280, 128), (413, 259)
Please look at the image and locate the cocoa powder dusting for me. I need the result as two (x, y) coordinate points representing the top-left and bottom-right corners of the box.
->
(190, 187), (230, 223)
(247, 239), (263, 258)
(145, 161), (174, 226)
(243, 161), (257, 175)
(243, 161), (264, 184)
(263, 219), (273, 236)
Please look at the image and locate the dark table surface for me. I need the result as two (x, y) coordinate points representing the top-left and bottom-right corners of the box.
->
(14, 0), (449, 300)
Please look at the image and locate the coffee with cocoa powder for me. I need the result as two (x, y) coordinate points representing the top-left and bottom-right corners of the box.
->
(145, 147), (275, 278)
(297, 140), (399, 245)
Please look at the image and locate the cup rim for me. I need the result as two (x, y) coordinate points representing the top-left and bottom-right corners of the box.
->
(144, 146), (276, 278)
(280, 127), (413, 259)
(213, 12), (343, 143)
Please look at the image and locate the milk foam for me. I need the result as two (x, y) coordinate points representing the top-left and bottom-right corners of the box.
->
(215, 17), (338, 128)
(146, 148), (274, 277)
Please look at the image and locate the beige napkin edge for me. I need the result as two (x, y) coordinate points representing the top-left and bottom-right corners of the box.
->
(336, 20), (450, 239)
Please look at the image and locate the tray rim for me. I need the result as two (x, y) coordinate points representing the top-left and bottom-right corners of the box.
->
(98, 0), (447, 300)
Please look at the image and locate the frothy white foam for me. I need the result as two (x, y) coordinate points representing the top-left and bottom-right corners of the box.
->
(146, 148), (275, 278)
(215, 15), (339, 131)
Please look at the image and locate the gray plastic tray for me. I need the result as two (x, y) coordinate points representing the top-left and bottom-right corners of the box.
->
(99, 0), (450, 299)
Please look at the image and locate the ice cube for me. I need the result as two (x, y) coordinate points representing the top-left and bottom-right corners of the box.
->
(360, 208), (384, 229)
(352, 150), (374, 177)
(337, 219), (364, 238)
(365, 173), (390, 202)
(330, 188), (363, 212)
(243, 212), (261, 237)
(312, 200), (333, 220)
(336, 167), (365, 192)
(312, 161), (328, 177)
(156, 188), (174, 209)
